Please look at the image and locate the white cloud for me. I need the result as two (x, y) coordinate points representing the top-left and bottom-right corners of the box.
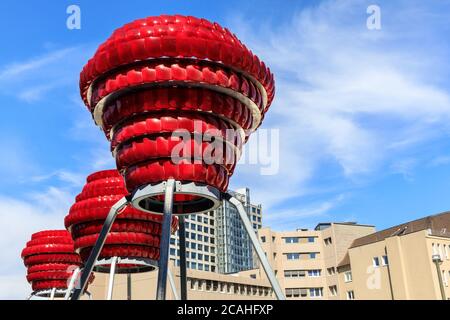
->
(0, 188), (73, 299)
(228, 0), (450, 220)
(0, 45), (93, 102)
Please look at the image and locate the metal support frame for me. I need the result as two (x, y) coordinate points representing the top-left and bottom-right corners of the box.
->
(106, 257), (118, 300)
(64, 267), (81, 300)
(71, 197), (129, 300)
(156, 179), (176, 300)
(127, 274), (132, 300)
(224, 192), (286, 300)
(68, 179), (285, 300)
(179, 215), (188, 300)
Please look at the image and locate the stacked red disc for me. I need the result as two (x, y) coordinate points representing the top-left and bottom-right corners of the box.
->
(21, 230), (83, 292)
(65, 170), (177, 268)
(79, 15), (275, 194)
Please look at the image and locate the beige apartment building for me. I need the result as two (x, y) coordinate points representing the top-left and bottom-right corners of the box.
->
(337, 211), (450, 300)
(88, 262), (274, 300)
(258, 222), (375, 299)
(86, 211), (450, 300)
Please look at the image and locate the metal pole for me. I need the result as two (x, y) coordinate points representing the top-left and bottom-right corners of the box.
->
(167, 268), (180, 300)
(64, 267), (81, 300)
(106, 257), (118, 300)
(434, 260), (446, 300)
(71, 196), (129, 300)
(225, 193), (286, 300)
(156, 179), (175, 300)
(179, 215), (188, 300)
(49, 288), (56, 300)
(127, 273), (132, 300)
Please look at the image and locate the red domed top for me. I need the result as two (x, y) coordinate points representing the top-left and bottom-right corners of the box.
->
(79, 14), (274, 114)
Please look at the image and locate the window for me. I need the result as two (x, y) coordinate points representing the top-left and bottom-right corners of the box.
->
(309, 288), (323, 298)
(286, 253), (300, 260)
(205, 265), (210, 272)
(382, 255), (389, 266)
(327, 267), (336, 275)
(198, 254), (203, 260)
(170, 237), (175, 245)
(190, 223), (196, 230)
(198, 235), (203, 241)
(308, 270), (321, 277)
(191, 252), (196, 259)
(197, 225), (202, 232)
(169, 248), (176, 256)
(204, 227), (209, 233)
(373, 257), (380, 267)
(284, 237), (299, 244)
(261, 236), (266, 243)
(445, 245), (449, 260)
(308, 237), (315, 243)
(190, 233), (196, 240)
(198, 244), (203, 251)
(285, 288), (308, 298)
(309, 253), (317, 259)
(198, 263), (204, 271)
(191, 242), (196, 250)
(284, 270), (306, 278)
(329, 286), (338, 296)
(190, 279), (196, 290)
(344, 271), (352, 283)
(346, 290), (355, 300)
(324, 237), (332, 245)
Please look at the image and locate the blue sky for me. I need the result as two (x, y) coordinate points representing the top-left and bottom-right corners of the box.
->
(1, 0), (450, 298)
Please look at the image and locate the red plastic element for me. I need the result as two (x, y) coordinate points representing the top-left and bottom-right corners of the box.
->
(21, 230), (87, 292)
(78, 15), (275, 195)
(65, 170), (178, 265)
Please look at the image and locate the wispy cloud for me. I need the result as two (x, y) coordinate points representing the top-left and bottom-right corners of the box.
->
(228, 0), (450, 226)
(0, 188), (73, 299)
(0, 45), (93, 102)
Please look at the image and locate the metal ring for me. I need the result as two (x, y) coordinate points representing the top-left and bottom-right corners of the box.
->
(94, 257), (158, 274)
(131, 180), (222, 215)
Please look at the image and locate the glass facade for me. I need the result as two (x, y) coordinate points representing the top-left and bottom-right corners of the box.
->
(169, 187), (262, 274)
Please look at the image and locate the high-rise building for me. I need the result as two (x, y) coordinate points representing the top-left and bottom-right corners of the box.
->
(216, 188), (262, 274)
(169, 188), (262, 274)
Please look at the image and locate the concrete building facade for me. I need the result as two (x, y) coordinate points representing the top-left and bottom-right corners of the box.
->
(337, 211), (450, 300)
(258, 222), (375, 299)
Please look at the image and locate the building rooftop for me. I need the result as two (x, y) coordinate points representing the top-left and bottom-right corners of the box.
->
(349, 211), (450, 249)
(314, 221), (375, 231)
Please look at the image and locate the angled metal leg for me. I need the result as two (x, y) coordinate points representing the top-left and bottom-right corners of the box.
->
(225, 193), (286, 300)
(156, 179), (175, 300)
(106, 256), (118, 300)
(64, 267), (81, 300)
(178, 215), (188, 300)
(71, 196), (129, 300)
(127, 273), (132, 300)
(49, 288), (56, 300)
(167, 268), (180, 300)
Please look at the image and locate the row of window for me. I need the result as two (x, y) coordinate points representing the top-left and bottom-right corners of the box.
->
(170, 238), (215, 253)
(189, 278), (271, 296)
(284, 269), (321, 278)
(172, 259), (216, 272)
(432, 242), (450, 260)
(169, 248), (216, 262)
(184, 222), (215, 234)
(285, 287), (323, 298)
(285, 252), (318, 260)
(283, 237), (316, 244)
